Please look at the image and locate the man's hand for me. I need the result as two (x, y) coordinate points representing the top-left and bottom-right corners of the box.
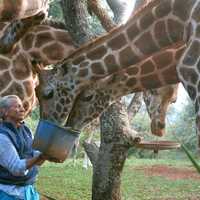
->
(39, 154), (65, 163)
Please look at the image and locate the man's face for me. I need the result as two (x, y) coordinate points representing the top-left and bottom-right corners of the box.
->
(5, 98), (25, 123)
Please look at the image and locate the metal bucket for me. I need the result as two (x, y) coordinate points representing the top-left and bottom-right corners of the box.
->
(32, 120), (80, 162)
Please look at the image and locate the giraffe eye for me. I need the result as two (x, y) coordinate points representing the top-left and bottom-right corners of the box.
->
(80, 94), (93, 102)
(43, 87), (54, 99)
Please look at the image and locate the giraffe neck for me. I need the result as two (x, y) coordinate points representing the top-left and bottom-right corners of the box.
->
(0, 22), (75, 115)
(65, 43), (185, 130)
(105, 44), (185, 99)
(14, 24), (75, 67)
(60, 0), (196, 85)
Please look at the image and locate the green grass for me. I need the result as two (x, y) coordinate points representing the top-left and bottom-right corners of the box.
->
(36, 158), (200, 200)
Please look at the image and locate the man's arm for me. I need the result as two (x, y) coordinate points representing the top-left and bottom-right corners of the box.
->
(0, 134), (45, 175)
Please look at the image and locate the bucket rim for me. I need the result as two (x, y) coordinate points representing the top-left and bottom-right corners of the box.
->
(39, 119), (80, 136)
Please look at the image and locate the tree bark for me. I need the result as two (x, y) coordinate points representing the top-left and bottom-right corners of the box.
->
(61, 1), (144, 199)
(92, 101), (140, 200)
(87, 0), (115, 31)
(60, 0), (95, 46)
(127, 93), (143, 119)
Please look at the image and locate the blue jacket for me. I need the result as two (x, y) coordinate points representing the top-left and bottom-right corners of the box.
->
(0, 122), (38, 186)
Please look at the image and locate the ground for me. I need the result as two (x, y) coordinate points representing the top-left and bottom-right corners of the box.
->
(40, 163), (200, 200)
(135, 164), (200, 181)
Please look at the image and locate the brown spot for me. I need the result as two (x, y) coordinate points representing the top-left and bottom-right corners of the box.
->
(2, 82), (24, 99)
(65, 98), (71, 104)
(182, 40), (200, 66)
(78, 68), (89, 77)
(60, 98), (65, 105)
(72, 56), (85, 65)
(167, 19), (184, 43)
(119, 47), (139, 68)
(140, 60), (155, 74)
(192, 1), (200, 21)
(80, 61), (89, 68)
(43, 43), (65, 61)
(104, 54), (119, 73)
(173, 0), (196, 21)
(12, 54), (31, 79)
(0, 71), (11, 90)
(35, 32), (53, 48)
(154, 20), (172, 47)
(21, 33), (34, 51)
(91, 63), (105, 75)
(140, 11), (155, 30)
(107, 34), (127, 50)
(63, 106), (69, 112)
(155, 0), (171, 18)
(127, 23), (140, 41)
(0, 57), (10, 70)
(126, 77), (137, 87)
(56, 104), (62, 113)
(141, 74), (162, 89)
(162, 66), (179, 84)
(55, 30), (74, 47)
(24, 80), (34, 97)
(86, 46), (107, 60)
(135, 32), (159, 55)
(126, 66), (139, 76)
(153, 51), (173, 69)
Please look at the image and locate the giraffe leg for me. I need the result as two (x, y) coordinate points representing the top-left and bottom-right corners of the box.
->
(177, 39), (200, 150)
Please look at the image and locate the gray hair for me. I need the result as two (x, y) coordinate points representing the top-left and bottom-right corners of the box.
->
(0, 95), (21, 119)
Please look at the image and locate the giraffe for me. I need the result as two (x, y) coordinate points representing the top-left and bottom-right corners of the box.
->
(37, 0), (200, 144)
(143, 84), (179, 136)
(37, 43), (184, 135)
(0, 4), (175, 134)
(0, 21), (75, 116)
(0, 0), (49, 22)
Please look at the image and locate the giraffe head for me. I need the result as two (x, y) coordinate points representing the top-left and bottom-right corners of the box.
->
(36, 65), (78, 125)
(37, 65), (178, 136)
(143, 84), (179, 136)
(65, 83), (179, 134)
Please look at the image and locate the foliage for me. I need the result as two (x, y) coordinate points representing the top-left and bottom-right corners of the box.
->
(25, 107), (39, 133)
(48, 0), (64, 21)
(167, 97), (197, 153)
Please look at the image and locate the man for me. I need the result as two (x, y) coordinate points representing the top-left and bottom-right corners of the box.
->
(0, 95), (47, 200)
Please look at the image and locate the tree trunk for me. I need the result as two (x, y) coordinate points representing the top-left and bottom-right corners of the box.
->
(87, 0), (115, 31)
(61, 1), (144, 199)
(60, 0), (95, 46)
(92, 101), (140, 200)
